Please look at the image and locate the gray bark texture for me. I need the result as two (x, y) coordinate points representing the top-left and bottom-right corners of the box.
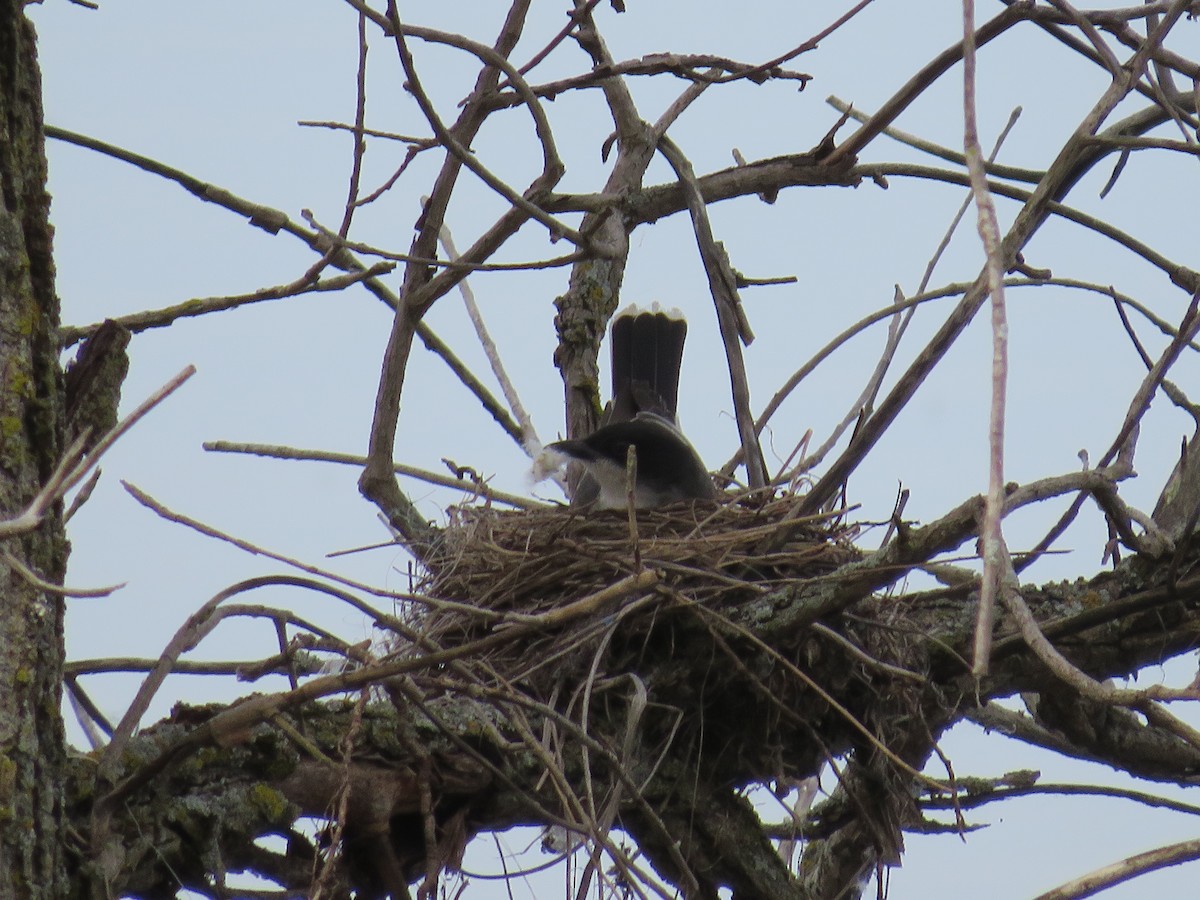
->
(0, 3), (69, 898)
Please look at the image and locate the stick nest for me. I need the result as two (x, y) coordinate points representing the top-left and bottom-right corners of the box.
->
(417, 491), (860, 652)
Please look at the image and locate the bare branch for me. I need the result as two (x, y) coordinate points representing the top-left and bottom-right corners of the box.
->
(203, 440), (546, 510)
(656, 136), (766, 489)
(0, 550), (123, 598)
(62, 263), (394, 344)
(434, 219), (541, 457)
(1036, 839), (1200, 900)
(826, 95), (1044, 183)
(962, 0), (1012, 675)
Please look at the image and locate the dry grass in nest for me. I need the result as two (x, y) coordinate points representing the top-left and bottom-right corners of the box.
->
(416, 491), (860, 653)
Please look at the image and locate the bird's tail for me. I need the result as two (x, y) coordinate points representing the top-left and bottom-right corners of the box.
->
(608, 303), (687, 424)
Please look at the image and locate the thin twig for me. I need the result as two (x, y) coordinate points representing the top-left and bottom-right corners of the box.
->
(790, 107), (1025, 488)
(1, 550), (124, 598)
(962, 0), (1012, 675)
(1034, 838), (1200, 900)
(0, 367), (194, 539)
(121, 483), (508, 622)
(204, 440), (546, 509)
(825, 96), (1043, 183)
(434, 217), (540, 456)
(656, 135), (767, 489)
(61, 264), (394, 344)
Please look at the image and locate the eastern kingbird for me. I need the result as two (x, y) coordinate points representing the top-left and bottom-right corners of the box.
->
(536, 304), (715, 510)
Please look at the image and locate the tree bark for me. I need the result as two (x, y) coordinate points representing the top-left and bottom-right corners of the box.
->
(0, 4), (70, 897)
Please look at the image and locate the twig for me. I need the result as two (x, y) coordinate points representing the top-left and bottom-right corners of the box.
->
(96, 576), (346, 780)
(1083, 133), (1200, 155)
(707, 0), (877, 85)
(297, 119), (434, 147)
(962, 0), (1012, 675)
(789, 107), (1024, 486)
(66, 655), (325, 678)
(922, 779), (1200, 817)
(1105, 290), (1200, 470)
(335, 8), (370, 240)
(715, 177), (1200, 474)
(501, 52), (813, 107)
(63, 467), (103, 523)
(1044, 0), (1123, 76)
(651, 67), (715, 137)
(65, 677), (113, 748)
(791, 288), (908, 488)
(825, 96), (1043, 183)
(61, 264), (394, 345)
(809, 622), (925, 682)
(1034, 838), (1200, 900)
(0, 367), (194, 539)
(516, 0), (600, 75)
(597, 153), (1198, 287)
(434, 217), (541, 457)
(656, 135), (767, 489)
(0, 550), (124, 598)
(121, 483), (505, 622)
(300, 211), (584, 271)
(0, 434), (88, 540)
(311, 689), (371, 900)
(203, 440), (546, 509)
(48, 128), (533, 452)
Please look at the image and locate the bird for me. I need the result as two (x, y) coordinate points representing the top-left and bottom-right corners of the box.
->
(535, 304), (715, 510)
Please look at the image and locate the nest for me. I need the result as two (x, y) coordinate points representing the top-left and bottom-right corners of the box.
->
(415, 492), (860, 661)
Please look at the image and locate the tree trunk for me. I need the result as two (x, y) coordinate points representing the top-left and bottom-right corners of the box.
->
(0, 3), (70, 896)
